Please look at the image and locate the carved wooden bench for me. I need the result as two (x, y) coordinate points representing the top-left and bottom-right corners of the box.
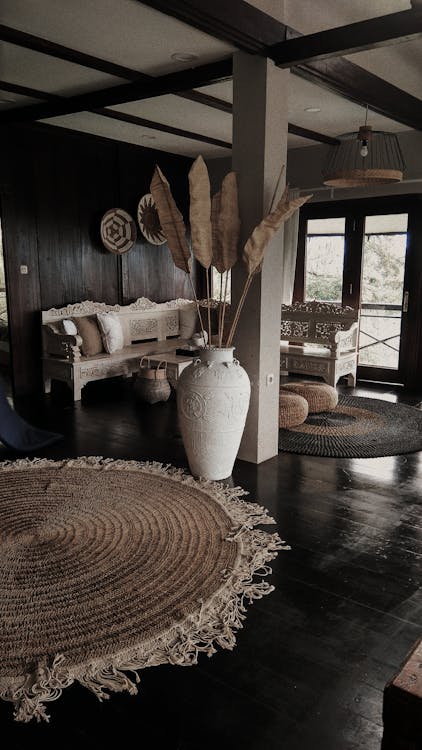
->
(280, 301), (360, 387)
(42, 298), (198, 401)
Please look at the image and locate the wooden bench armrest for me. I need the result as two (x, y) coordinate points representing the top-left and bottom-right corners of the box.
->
(42, 326), (83, 361)
(334, 321), (359, 351)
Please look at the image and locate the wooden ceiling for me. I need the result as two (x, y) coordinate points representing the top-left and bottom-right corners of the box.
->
(0, 0), (421, 157)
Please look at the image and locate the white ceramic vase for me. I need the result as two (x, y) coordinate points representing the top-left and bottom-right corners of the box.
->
(177, 347), (251, 480)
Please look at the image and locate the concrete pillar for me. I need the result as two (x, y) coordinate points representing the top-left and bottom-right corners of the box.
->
(231, 52), (289, 464)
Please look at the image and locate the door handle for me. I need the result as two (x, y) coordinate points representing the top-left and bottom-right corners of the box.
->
(403, 291), (409, 313)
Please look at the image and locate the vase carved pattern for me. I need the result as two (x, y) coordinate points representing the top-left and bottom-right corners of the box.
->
(177, 348), (251, 480)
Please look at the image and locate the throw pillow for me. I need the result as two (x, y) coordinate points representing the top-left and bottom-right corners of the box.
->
(96, 312), (124, 353)
(73, 316), (103, 357)
(61, 318), (78, 336)
(179, 303), (198, 339)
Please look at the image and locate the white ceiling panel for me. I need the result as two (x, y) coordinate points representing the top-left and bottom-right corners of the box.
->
(243, 1), (286, 22)
(346, 39), (422, 101)
(43, 112), (230, 159)
(1, 0), (420, 157)
(0, 90), (38, 108)
(0, 0), (235, 76)
(198, 74), (410, 140)
(196, 81), (233, 103)
(289, 75), (406, 136)
(287, 133), (319, 148)
(108, 95), (232, 144)
(2, 43), (122, 96)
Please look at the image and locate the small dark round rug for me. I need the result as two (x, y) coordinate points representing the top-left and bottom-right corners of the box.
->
(279, 395), (422, 458)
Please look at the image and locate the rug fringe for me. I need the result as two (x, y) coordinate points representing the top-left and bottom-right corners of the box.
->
(0, 457), (289, 722)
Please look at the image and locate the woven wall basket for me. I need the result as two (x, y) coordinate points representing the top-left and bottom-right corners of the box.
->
(100, 208), (137, 254)
(0, 457), (287, 722)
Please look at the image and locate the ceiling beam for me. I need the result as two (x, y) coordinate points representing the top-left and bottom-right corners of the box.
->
(0, 59), (232, 125)
(292, 58), (422, 132)
(181, 89), (231, 114)
(287, 123), (339, 146)
(0, 79), (338, 147)
(3, 2), (422, 132)
(139, 0), (422, 132)
(0, 24), (232, 115)
(268, 8), (422, 67)
(0, 80), (230, 148)
(94, 108), (231, 148)
(138, 0), (288, 51)
(0, 24), (148, 82)
(0, 80), (61, 102)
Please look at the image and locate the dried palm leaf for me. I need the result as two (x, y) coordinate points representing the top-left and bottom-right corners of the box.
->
(216, 171), (240, 273)
(211, 191), (222, 270)
(188, 156), (212, 269)
(226, 189), (312, 346)
(267, 164), (286, 214)
(150, 165), (191, 274)
(242, 190), (311, 276)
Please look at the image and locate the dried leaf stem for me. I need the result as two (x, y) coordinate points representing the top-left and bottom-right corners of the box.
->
(226, 274), (253, 348)
(205, 269), (212, 344)
(218, 273), (224, 346)
(187, 274), (207, 343)
(219, 271), (230, 348)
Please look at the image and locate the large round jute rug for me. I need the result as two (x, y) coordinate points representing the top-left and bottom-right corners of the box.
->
(279, 395), (422, 458)
(0, 457), (286, 723)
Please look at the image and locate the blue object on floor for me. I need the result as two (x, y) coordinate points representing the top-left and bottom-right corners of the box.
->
(0, 382), (62, 452)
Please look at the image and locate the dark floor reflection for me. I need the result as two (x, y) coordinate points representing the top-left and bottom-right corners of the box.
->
(0, 377), (421, 750)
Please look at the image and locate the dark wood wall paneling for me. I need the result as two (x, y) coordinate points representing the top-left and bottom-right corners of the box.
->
(32, 127), (120, 309)
(0, 124), (196, 395)
(117, 142), (196, 304)
(0, 135), (42, 394)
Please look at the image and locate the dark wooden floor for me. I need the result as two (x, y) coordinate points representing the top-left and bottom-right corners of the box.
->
(1, 376), (421, 750)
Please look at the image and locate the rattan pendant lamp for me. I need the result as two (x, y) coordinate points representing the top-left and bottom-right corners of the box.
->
(322, 106), (405, 188)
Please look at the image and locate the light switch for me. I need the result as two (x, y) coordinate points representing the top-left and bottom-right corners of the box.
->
(20, 265), (28, 275)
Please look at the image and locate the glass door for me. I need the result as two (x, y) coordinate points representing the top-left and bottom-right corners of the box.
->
(304, 217), (346, 304)
(298, 203), (413, 385)
(358, 213), (408, 381)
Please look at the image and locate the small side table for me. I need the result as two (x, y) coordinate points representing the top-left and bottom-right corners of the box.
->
(145, 353), (193, 389)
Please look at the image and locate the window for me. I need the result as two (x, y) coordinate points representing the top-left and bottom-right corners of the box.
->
(305, 218), (345, 304)
(211, 268), (231, 303)
(358, 214), (408, 369)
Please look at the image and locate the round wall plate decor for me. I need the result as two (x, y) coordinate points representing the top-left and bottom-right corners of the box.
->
(137, 193), (166, 245)
(100, 208), (137, 254)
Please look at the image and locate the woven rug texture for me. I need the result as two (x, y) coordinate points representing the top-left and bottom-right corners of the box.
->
(279, 395), (422, 458)
(0, 458), (286, 723)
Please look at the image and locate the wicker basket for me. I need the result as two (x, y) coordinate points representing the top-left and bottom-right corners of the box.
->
(134, 357), (171, 404)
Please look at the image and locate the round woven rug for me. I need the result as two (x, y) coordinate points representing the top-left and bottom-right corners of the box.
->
(279, 395), (422, 458)
(0, 458), (286, 723)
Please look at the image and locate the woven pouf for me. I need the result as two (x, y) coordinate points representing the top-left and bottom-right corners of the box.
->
(280, 381), (338, 414)
(279, 391), (309, 429)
